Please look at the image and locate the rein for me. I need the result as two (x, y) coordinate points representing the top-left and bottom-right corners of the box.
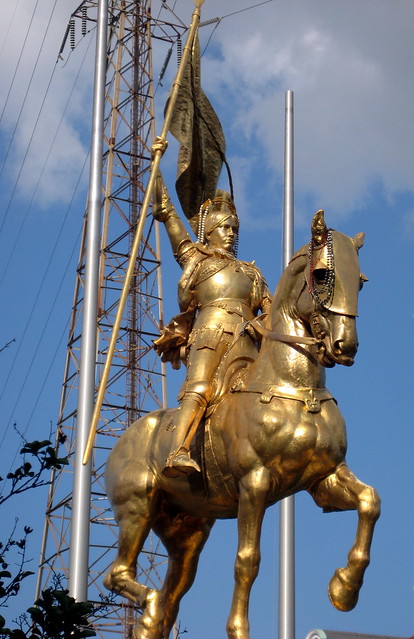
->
(250, 317), (320, 346)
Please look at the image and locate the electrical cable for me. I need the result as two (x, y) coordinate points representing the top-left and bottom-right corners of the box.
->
(0, 0), (59, 159)
(0, 0), (22, 63)
(0, 223), (82, 481)
(0, 34), (94, 451)
(219, 0), (274, 21)
(0, 148), (87, 409)
(0, 150), (89, 451)
(0, 0), (60, 233)
(0, 33), (94, 289)
(0, 0), (40, 124)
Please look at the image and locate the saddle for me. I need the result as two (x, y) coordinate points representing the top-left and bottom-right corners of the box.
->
(188, 327), (259, 500)
(206, 324), (259, 414)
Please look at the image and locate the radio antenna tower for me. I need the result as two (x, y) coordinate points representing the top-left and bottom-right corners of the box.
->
(36, 2), (187, 636)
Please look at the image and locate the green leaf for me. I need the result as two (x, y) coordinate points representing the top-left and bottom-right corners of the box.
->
(0, 571), (12, 579)
(20, 440), (51, 455)
(27, 607), (44, 625)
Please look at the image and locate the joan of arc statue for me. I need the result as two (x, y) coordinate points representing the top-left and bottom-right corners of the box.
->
(152, 175), (272, 477)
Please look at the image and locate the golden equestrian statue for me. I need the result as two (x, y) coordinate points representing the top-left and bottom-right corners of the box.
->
(104, 208), (380, 639)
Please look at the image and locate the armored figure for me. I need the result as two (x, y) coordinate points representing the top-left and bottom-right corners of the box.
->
(153, 177), (272, 477)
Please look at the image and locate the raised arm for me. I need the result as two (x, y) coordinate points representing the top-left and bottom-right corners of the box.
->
(151, 137), (193, 261)
(153, 171), (192, 260)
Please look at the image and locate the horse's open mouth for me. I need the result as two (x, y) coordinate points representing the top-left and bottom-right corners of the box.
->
(335, 354), (355, 367)
(317, 343), (355, 367)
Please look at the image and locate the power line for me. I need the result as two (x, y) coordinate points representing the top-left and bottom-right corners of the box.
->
(220, 0), (275, 21)
(0, 0), (59, 166)
(0, 0), (22, 63)
(0, 0), (59, 234)
(0, 338), (16, 354)
(0, 137), (89, 433)
(1, 223), (82, 482)
(0, 0), (40, 123)
(0, 33), (94, 289)
(199, 1), (275, 56)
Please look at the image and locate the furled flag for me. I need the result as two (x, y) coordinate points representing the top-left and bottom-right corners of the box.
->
(166, 32), (227, 234)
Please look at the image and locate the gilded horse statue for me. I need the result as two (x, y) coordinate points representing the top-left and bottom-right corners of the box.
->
(104, 211), (380, 639)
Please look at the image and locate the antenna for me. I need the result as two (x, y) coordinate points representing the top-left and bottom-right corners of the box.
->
(36, 2), (186, 635)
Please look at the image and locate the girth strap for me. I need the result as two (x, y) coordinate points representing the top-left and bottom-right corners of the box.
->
(231, 380), (335, 414)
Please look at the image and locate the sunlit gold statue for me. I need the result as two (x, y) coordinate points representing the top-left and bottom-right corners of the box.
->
(152, 175), (271, 476)
(104, 208), (380, 639)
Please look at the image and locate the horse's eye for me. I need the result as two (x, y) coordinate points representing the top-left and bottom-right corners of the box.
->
(313, 268), (327, 284)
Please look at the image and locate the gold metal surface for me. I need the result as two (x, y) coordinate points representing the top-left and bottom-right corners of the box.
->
(104, 210), (380, 639)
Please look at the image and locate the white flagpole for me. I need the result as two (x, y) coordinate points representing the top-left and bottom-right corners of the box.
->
(278, 89), (296, 639)
(69, 0), (108, 601)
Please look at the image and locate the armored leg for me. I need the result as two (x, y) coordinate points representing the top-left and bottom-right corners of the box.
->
(162, 383), (211, 477)
(163, 329), (232, 477)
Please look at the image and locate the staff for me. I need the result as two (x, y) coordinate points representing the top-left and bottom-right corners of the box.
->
(83, 0), (205, 465)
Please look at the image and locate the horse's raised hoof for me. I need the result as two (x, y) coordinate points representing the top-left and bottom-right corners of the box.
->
(328, 568), (360, 612)
(104, 567), (150, 607)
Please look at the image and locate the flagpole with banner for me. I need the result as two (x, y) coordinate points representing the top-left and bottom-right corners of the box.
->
(83, 0), (205, 465)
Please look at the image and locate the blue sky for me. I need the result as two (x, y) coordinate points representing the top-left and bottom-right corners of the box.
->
(0, 1), (413, 638)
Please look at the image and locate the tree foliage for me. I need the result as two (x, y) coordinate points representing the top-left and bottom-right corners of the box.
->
(0, 439), (68, 508)
(0, 436), (98, 638)
(0, 587), (95, 639)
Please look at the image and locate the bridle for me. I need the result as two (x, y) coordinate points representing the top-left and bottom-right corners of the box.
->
(249, 316), (321, 346)
(249, 272), (329, 348)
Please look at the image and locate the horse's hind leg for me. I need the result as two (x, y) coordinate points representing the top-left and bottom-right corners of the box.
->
(104, 497), (164, 639)
(309, 462), (380, 612)
(154, 511), (215, 638)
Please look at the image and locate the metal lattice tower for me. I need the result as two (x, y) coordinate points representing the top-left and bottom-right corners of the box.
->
(36, 2), (186, 636)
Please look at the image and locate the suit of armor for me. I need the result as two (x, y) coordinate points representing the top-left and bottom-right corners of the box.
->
(153, 186), (271, 476)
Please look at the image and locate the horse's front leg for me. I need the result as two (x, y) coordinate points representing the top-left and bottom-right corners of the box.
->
(309, 462), (380, 612)
(227, 467), (271, 639)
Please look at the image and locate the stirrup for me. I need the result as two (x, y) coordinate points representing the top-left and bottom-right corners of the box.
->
(162, 448), (201, 478)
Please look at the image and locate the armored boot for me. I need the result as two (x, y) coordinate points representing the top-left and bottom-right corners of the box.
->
(162, 390), (208, 478)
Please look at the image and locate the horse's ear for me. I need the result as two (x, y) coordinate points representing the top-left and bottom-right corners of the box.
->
(352, 232), (365, 251)
(311, 209), (327, 245)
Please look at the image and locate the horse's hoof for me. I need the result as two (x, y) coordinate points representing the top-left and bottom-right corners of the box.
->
(103, 568), (150, 607)
(103, 569), (126, 593)
(328, 568), (360, 612)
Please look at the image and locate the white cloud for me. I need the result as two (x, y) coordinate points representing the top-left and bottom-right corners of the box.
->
(196, 0), (414, 220)
(1, 0), (413, 222)
(0, 1), (93, 208)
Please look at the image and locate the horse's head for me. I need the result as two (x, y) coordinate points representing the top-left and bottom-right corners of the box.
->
(297, 210), (366, 368)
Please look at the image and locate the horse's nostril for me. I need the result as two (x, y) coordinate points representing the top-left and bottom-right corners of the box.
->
(334, 339), (358, 356)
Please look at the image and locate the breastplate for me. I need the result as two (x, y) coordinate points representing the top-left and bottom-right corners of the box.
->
(194, 263), (253, 306)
